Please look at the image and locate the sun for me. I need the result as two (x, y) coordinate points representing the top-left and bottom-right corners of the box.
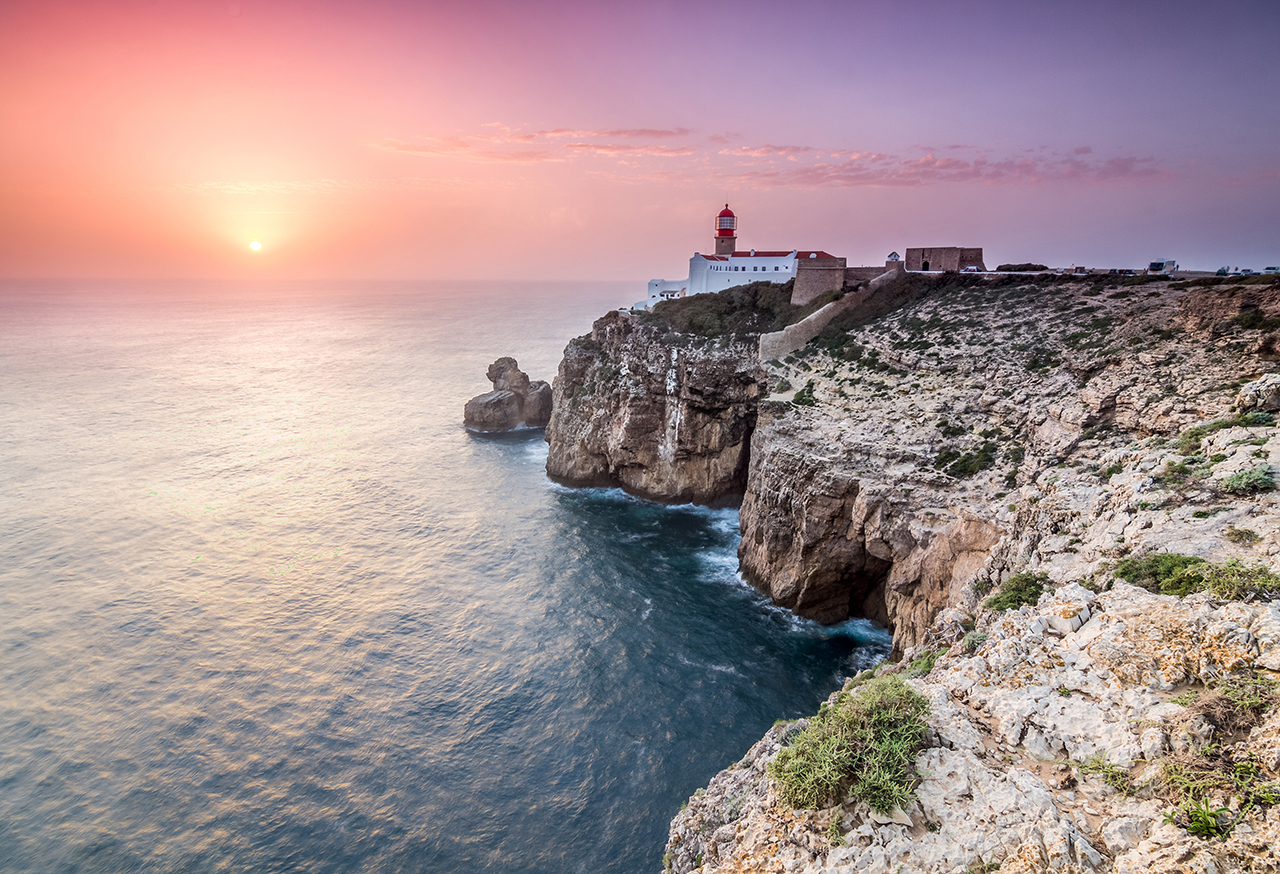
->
(249, 240), (261, 251)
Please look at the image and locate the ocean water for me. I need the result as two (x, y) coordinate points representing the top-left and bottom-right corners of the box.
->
(0, 280), (890, 874)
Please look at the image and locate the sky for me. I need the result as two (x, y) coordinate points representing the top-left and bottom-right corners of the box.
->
(1, 0), (1277, 281)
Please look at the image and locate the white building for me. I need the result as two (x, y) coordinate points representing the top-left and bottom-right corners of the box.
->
(632, 205), (838, 310)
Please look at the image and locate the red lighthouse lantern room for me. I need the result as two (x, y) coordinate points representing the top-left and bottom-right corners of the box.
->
(716, 204), (737, 236)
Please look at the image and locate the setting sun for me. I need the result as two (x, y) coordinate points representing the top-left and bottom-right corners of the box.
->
(249, 240), (261, 251)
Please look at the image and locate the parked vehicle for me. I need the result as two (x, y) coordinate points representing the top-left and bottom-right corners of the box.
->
(1147, 259), (1178, 274)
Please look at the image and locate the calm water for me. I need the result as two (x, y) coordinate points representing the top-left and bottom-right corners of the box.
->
(0, 280), (889, 873)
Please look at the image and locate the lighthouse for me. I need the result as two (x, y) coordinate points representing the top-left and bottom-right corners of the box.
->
(715, 204), (737, 256)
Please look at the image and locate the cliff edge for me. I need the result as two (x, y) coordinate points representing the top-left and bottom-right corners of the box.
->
(663, 273), (1280, 874)
(545, 309), (764, 504)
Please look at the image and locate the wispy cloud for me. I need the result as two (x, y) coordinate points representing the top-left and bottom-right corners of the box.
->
(563, 143), (697, 157)
(539, 127), (691, 139)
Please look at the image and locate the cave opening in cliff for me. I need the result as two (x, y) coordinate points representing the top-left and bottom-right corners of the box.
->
(846, 559), (891, 630)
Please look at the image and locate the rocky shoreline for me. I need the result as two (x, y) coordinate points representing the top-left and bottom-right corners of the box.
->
(545, 273), (1280, 873)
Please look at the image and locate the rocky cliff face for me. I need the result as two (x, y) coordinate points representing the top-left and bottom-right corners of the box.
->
(740, 279), (1280, 653)
(665, 583), (1280, 874)
(665, 276), (1280, 874)
(545, 310), (764, 504)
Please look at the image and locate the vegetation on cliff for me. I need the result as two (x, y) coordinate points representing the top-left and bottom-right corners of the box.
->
(642, 279), (843, 338)
(768, 675), (929, 813)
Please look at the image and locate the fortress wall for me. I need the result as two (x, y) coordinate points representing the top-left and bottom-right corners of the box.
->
(790, 257), (847, 306)
(760, 269), (896, 361)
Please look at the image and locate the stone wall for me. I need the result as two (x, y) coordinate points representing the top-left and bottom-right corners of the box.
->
(791, 256), (848, 306)
(905, 247), (985, 272)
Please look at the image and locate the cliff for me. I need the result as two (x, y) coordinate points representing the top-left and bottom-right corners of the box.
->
(545, 309), (764, 504)
(661, 273), (1280, 874)
(741, 275), (1280, 653)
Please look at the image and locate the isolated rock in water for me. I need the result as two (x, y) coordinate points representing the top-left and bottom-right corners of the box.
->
(464, 357), (551, 431)
(488, 357), (531, 396)
(464, 390), (522, 431)
(523, 381), (553, 427)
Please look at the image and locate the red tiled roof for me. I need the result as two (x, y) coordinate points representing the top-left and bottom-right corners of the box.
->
(695, 250), (840, 261)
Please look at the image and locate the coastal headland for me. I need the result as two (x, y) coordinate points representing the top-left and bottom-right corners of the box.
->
(545, 271), (1280, 873)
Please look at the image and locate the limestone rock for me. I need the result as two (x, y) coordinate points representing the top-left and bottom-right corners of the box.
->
(1238, 373), (1280, 412)
(545, 310), (764, 504)
(463, 390), (522, 431)
(522, 380), (553, 427)
(463, 357), (551, 431)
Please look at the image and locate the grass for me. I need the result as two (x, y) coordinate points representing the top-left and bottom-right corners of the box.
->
(1114, 553), (1280, 600)
(1156, 673), (1280, 839)
(1077, 755), (1134, 795)
(1225, 526), (1261, 545)
(768, 675), (930, 812)
(646, 280), (806, 337)
(984, 571), (1049, 611)
(905, 648), (939, 678)
(1175, 412), (1275, 456)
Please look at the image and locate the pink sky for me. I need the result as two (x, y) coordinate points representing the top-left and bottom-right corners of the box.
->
(2, 0), (1277, 280)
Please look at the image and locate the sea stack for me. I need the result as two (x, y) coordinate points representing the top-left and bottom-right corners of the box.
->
(463, 357), (552, 431)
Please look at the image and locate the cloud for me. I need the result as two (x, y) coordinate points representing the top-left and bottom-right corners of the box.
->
(561, 143), (698, 157)
(540, 127), (691, 139)
(719, 145), (814, 157)
(375, 124), (1172, 189)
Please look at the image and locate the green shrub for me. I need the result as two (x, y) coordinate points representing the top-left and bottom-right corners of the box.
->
(1115, 553), (1280, 600)
(984, 571), (1049, 611)
(1233, 310), (1280, 332)
(793, 380), (817, 407)
(650, 280), (798, 337)
(768, 675), (929, 812)
(934, 441), (999, 479)
(1226, 527), (1261, 545)
(906, 648), (939, 678)
(1156, 461), (1194, 485)
(996, 263), (1048, 272)
(1200, 560), (1280, 600)
(1176, 413), (1275, 456)
(1113, 553), (1206, 594)
(1220, 464), (1275, 495)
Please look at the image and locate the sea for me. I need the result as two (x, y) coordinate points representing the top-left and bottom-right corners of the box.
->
(0, 279), (890, 874)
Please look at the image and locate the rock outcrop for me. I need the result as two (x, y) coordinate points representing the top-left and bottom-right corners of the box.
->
(663, 276), (1280, 873)
(665, 583), (1280, 874)
(463, 357), (552, 431)
(545, 310), (764, 504)
(740, 279), (1280, 652)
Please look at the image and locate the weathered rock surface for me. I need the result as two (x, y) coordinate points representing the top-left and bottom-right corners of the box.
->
(463, 357), (552, 430)
(545, 310), (764, 503)
(464, 389), (523, 431)
(740, 280), (1280, 652)
(665, 584), (1280, 874)
(663, 277), (1280, 873)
